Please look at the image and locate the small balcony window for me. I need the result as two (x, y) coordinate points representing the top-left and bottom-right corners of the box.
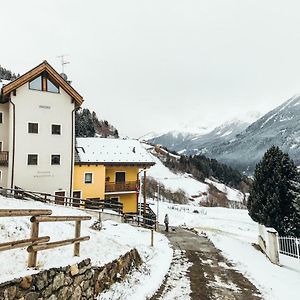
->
(29, 76), (42, 91)
(51, 154), (61, 165)
(52, 124), (61, 135)
(27, 154), (38, 165)
(28, 123), (38, 134)
(84, 173), (93, 184)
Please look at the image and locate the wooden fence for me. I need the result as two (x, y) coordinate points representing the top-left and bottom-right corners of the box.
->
(0, 209), (91, 267)
(0, 187), (123, 214)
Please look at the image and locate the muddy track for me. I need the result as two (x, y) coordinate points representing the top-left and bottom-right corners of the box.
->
(152, 227), (262, 300)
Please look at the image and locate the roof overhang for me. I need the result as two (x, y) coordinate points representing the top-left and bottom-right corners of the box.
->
(0, 61), (83, 106)
(75, 161), (155, 168)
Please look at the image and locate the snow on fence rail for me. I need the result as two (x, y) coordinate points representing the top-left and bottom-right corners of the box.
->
(278, 236), (300, 260)
(0, 209), (91, 268)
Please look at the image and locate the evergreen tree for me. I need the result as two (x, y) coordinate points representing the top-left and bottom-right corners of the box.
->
(248, 146), (300, 236)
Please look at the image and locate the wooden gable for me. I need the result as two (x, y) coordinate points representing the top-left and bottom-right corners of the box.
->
(1, 61), (83, 106)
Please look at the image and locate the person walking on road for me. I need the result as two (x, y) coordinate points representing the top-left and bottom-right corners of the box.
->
(164, 214), (169, 232)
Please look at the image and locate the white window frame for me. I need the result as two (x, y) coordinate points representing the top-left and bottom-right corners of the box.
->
(51, 123), (62, 135)
(51, 154), (61, 166)
(0, 141), (3, 151)
(27, 154), (39, 166)
(0, 170), (2, 183)
(0, 111), (4, 124)
(28, 122), (39, 134)
(84, 172), (93, 184)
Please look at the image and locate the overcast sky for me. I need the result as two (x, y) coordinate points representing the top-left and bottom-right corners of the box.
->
(2, 0), (300, 137)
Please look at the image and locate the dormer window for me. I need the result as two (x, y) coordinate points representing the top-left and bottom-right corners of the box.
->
(29, 74), (59, 93)
(29, 76), (42, 91)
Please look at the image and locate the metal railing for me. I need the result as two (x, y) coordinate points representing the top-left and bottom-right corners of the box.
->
(105, 181), (138, 193)
(0, 151), (8, 166)
(278, 236), (300, 260)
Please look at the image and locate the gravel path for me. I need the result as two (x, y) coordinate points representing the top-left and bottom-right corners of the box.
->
(151, 227), (262, 300)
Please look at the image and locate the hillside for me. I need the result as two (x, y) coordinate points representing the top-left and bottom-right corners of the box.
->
(75, 108), (119, 138)
(144, 144), (246, 208)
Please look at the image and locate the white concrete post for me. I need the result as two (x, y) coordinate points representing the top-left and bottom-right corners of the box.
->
(266, 228), (280, 265)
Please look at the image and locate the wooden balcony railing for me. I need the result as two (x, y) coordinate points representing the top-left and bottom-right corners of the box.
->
(105, 181), (138, 193)
(0, 151), (8, 166)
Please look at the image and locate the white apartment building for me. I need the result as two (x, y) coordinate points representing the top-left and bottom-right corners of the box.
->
(0, 61), (83, 198)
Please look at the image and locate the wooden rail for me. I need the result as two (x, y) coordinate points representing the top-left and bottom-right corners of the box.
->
(0, 236), (50, 251)
(0, 207), (91, 268)
(105, 181), (138, 193)
(0, 209), (52, 217)
(28, 213), (91, 267)
(0, 187), (124, 214)
(27, 236), (90, 252)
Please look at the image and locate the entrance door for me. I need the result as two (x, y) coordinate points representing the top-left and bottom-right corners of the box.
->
(55, 191), (65, 205)
(72, 191), (81, 207)
(115, 172), (125, 182)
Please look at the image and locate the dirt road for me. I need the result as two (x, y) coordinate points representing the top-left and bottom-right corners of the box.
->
(151, 227), (262, 300)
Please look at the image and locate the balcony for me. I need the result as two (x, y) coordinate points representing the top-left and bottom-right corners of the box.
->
(0, 151), (8, 166)
(105, 181), (138, 193)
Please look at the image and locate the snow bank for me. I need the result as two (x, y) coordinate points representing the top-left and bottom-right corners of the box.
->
(0, 196), (172, 300)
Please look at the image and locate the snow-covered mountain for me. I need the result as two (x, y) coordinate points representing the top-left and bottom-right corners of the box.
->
(207, 95), (300, 173)
(147, 112), (261, 156)
(148, 95), (300, 174)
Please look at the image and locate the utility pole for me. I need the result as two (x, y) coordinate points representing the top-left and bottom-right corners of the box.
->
(143, 170), (147, 223)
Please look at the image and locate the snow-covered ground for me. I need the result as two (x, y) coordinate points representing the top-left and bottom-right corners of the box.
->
(146, 148), (244, 203)
(150, 199), (300, 300)
(0, 196), (172, 300)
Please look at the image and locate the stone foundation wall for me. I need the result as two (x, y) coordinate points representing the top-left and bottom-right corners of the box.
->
(0, 248), (142, 300)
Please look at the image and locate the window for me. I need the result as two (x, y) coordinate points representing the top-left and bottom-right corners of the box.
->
(27, 154), (38, 165)
(0, 142), (2, 151)
(0, 112), (3, 124)
(47, 78), (59, 93)
(51, 154), (61, 165)
(84, 173), (93, 184)
(115, 172), (125, 182)
(0, 170), (2, 182)
(52, 124), (61, 135)
(29, 76), (42, 91)
(28, 123), (38, 134)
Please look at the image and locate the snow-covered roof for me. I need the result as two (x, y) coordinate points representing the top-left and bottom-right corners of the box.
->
(75, 137), (155, 166)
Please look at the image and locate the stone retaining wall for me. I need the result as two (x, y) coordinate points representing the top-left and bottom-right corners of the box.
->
(0, 248), (142, 300)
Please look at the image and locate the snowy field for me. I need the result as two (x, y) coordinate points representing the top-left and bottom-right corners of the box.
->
(150, 199), (300, 300)
(0, 196), (172, 299)
(147, 150), (244, 203)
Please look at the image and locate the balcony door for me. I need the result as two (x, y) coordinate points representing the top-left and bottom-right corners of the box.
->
(115, 172), (125, 183)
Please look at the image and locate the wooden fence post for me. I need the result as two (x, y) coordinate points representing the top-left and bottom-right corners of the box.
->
(28, 221), (39, 267)
(74, 221), (81, 256)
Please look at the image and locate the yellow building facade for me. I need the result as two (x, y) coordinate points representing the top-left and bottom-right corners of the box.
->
(73, 138), (154, 214)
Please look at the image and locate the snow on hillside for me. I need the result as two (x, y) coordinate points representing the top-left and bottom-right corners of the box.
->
(147, 153), (208, 198)
(0, 196), (172, 299)
(149, 199), (300, 300)
(146, 149), (244, 203)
